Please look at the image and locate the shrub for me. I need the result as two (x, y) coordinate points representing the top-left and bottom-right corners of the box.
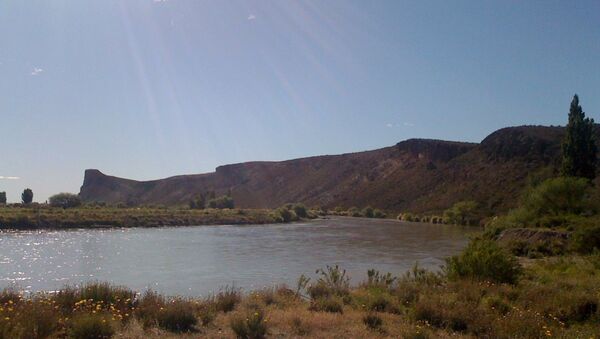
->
(292, 204), (308, 218)
(373, 209), (386, 218)
(7, 299), (59, 339)
(356, 289), (399, 313)
(309, 265), (350, 298)
(443, 201), (479, 225)
(504, 177), (594, 227)
(445, 240), (522, 284)
(369, 294), (393, 312)
(401, 262), (444, 286)
(135, 290), (165, 329)
(49, 193), (82, 208)
(309, 296), (344, 313)
(207, 195), (234, 209)
(571, 224), (600, 254)
(363, 313), (383, 330)
(198, 307), (216, 326)
(401, 213), (414, 222)
(365, 269), (396, 288)
(230, 308), (268, 339)
(214, 286), (241, 313)
(362, 206), (374, 218)
(78, 282), (135, 305)
(274, 207), (296, 223)
(189, 194), (206, 209)
(0, 288), (22, 304)
(348, 207), (362, 217)
(156, 299), (197, 333)
(69, 314), (115, 339)
(0, 191), (6, 204)
(413, 297), (471, 332)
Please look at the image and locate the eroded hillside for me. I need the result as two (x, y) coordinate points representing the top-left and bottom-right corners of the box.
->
(80, 125), (597, 214)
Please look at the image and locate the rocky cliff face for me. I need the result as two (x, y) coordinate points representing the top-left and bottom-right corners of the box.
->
(79, 125), (597, 214)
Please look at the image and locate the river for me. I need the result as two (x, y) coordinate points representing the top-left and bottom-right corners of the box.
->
(0, 217), (474, 296)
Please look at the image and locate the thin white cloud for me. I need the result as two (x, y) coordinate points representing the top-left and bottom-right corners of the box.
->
(0, 176), (20, 180)
(247, 14), (256, 20)
(31, 67), (43, 76)
(153, 0), (169, 2)
(386, 123), (393, 128)
(403, 122), (415, 127)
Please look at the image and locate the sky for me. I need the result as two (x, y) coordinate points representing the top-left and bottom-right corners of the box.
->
(0, 0), (599, 202)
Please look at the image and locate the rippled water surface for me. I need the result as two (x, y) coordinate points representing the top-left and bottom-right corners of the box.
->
(0, 217), (474, 295)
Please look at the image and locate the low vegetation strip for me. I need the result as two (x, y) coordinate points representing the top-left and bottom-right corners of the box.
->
(1, 253), (599, 338)
(0, 206), (295, 229)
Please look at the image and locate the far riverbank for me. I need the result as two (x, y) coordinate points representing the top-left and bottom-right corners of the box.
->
(0, 206), (297, 229)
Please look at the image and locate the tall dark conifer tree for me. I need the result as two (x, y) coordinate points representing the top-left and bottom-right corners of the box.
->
(21, 188), (33, 204)
(561, 95), (597, 179)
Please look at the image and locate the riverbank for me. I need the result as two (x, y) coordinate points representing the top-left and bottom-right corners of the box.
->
(0, 206), (295, 229)
(0, 253), (598, 339)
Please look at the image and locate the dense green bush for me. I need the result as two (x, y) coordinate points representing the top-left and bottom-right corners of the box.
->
(445, 240), (522, 284)
(570, 224), (600, 254)
(443, 201), (479, 225)
(362, 206), (374, 218)
(49, 192), (82, 208)
(498, 177), (595, 228)
(207, 195), (234, 209)
(0, 192), (6, 205)
(522, 177), (592, 216)
(292, 204), (308, 218)
(189, 194), (206, 209)
(273, 207), (297, 223)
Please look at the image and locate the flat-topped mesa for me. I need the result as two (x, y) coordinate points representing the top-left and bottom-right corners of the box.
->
(395, 138), (477, 162)
(78, 125), (599, 213)
(480, 126), (565, 161)
(79, 169), (140, 203)
(82, 169), (107, 185)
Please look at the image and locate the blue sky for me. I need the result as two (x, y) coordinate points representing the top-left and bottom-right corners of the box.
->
(1, 0), (599, 202)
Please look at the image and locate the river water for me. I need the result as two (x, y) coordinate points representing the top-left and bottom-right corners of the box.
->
(0, 217), (474, 296)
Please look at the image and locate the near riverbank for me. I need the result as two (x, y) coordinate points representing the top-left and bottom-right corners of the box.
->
(0, 253), (598, 339)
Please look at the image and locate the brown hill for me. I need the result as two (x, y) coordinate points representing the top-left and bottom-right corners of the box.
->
(79, 125), (595, 214)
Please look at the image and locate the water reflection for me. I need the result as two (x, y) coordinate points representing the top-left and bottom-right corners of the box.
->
(0, 217), (475, 296)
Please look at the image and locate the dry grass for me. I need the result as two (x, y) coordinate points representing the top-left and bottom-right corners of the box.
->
(1, 256), (599, 338)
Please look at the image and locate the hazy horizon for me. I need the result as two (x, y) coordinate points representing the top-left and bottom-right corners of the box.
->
(1, 0), (599, 202)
